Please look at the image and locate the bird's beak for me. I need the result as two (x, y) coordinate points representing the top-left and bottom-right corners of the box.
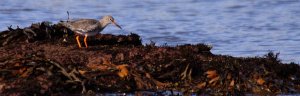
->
(112, 21), (122, 29)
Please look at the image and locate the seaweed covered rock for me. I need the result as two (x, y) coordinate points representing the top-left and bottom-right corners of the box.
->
(0, 21), (142, 47)
(0, 22), (299, 95)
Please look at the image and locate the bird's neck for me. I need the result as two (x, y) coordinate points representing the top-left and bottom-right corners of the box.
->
(99, 19), (110, 28)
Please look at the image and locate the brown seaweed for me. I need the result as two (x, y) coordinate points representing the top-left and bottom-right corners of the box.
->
(0, 21), (299, 95)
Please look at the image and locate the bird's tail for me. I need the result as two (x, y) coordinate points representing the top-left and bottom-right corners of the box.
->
(59, 21), (70, 27)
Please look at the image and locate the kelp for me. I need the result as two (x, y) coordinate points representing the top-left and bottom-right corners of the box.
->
(0, 22), (299, 95)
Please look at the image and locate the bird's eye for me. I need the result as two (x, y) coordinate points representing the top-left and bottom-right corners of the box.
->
(109, 18), (113, 21)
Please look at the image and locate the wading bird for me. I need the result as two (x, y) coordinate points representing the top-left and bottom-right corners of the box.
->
(62, 15), (122, 48)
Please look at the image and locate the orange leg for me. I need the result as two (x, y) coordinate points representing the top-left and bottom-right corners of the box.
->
(76, 35), (82, 48)
(84, 35), (88, 48)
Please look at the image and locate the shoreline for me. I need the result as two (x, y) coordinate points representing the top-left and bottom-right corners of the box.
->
(0, 21), (299, 95)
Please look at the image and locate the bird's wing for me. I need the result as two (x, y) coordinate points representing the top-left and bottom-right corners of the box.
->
(68, 19), (100, 32)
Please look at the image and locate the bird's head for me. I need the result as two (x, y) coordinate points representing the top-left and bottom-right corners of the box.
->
(102, 15), (122, 29)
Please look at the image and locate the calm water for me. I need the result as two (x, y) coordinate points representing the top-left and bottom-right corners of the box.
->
(1, 0), (300, 63)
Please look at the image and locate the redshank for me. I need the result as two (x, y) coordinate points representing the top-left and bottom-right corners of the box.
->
(62, 15), (122, 48)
